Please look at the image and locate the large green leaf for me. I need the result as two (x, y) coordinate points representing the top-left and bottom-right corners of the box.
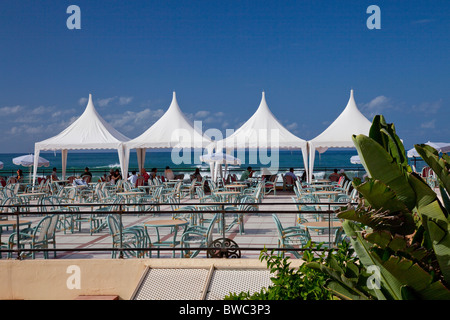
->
(353, 134), (416, 211)
(407, 171), (450, 283)
(342, 220), (403, 299)
(369, 115), (409, 171)
(381, 256), (450, 299)
(354, 179), (415, 235)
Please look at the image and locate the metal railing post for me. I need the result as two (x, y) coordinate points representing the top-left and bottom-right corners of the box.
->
(15, 206), (22, 260)
(119, 204), (124, 259)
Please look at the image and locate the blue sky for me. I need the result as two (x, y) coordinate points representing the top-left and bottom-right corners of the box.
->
(0, 0), (449, 153)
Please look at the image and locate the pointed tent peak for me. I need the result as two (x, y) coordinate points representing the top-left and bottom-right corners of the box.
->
(83, 93), (96, 114)
(168, 91), (181, 111)
(344, 89), (358, 112)
(257, 91), (271, 112)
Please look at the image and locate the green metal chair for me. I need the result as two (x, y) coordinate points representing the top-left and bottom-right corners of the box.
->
(272, 213), (311, 259)
(180, 213), (219, 258)
(8, 214), (58, 259)
(106, 214), (150, 258)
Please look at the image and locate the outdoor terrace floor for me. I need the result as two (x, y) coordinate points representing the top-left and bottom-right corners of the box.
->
(2, 190), (345, 260)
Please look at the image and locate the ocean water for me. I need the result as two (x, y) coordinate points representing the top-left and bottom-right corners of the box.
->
(0, 149), (425, 180)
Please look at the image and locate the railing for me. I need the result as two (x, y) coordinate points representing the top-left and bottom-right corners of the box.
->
(0, 201), (356, 260)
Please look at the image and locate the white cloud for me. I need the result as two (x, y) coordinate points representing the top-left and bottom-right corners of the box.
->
(97, 97), (116, 107)
(412, 99), (442, 114)
(286, 122), (298, 130)
(78, 97), (88, 106)
(421, 119), (436, 129)
(119, 96), (133, 105)
(105, 108), (165, 134)
(0, 105), (23, 115)
(195, 110), (210, 118)
(360, 95), (392, 117)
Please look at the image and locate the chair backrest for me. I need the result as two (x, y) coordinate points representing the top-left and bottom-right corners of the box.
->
(83, 175), (92, 183)
(39, 196), (61, 212)
(272, 214), (284, 238)
(206, 213), (219, 244)
(68, 176), (76, 184)
(285, 175), (294, 185)
(136, 176), (145, 187)
(107, 214), (120, 237)
(33, 215), (53, 243)
(46, 214), (59, 239)
(1, 196), (21, 214)
(8, 177), (17, 184)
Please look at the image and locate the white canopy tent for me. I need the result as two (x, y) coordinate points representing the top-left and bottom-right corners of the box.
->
(407, 141), (450, 158)
(124, 92), (214, 179)
(308, 90), (372, 182)
(215, 92), (309, 180)
(33, 94), (130, 184)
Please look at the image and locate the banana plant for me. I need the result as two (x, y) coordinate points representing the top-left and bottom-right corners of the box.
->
(312, 115), (450, 299)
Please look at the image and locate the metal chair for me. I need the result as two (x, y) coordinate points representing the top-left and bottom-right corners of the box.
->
(272, 213), (311, 259)
(180, 213), (219, 258)
(8, 214), (58, 259)
(106, 214), (150, 258)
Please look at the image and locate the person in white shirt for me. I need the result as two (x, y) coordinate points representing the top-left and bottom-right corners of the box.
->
(128, 170), (138, 185)
(164, 166), (175, 180)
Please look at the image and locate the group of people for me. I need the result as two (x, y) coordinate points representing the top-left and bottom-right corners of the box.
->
(328, 168), (349, 182)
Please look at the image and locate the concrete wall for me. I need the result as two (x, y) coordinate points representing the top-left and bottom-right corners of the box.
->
(0, 258), (304, 300)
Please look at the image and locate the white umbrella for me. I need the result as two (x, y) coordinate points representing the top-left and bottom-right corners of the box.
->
(199, 152), (242, 181)
(407, 141), (450, 158)
(199, 152), (242, 165)
(13, 154), (50, 167)
(350, 155), (361, 164)
(13, 154), (50, 183)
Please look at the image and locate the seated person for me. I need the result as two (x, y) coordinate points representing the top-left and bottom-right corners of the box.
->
(51, 167), (59, 181)
(16, 169), (24, 182)
(240, 166), (254, 181)
(81, 167), (92, 178)
(339, 169), (350, 182)
(301, 171), (314, 182)
(164, 166), (175, 180)
(141, 168), (150, 185)
(111, 169), (122, 184)
(128, 170), (138, 185)
(329, 169), (340, 182)
(149, 168), (158, 182)
(285, 168), (298, 181)
(191, 168), (202, 182)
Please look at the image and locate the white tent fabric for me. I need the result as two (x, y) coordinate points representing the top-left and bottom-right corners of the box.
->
(407, 141), (450, 158)
(215, 92), (308, 179)
(124, 92), (214, 178)
(308, 90), (372, 182)
(33, 94), (130, 184)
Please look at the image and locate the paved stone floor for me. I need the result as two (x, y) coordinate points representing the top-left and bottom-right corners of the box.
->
(2, 190), (345, 260)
